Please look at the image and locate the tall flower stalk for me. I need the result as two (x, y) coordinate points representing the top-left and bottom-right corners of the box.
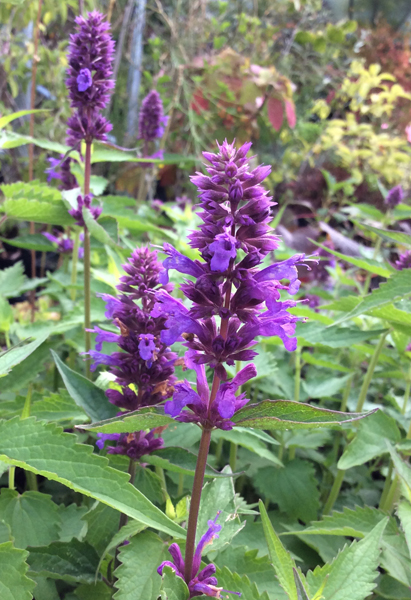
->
(66, 11), (115, 376)
(152, 140), (308, 594)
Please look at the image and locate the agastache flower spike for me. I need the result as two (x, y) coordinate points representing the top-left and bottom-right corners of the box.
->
(138, 90), (168, 143)
(43, 231), (84, 258)
(157, 512), (241, 598)
(86, 247), (177, 459)
(153, 139), (310, 430)
(385, 184), (404, 208)
(46, 156), (78, 191)
(395, 250), (411, 270)
(66, 11), (115, 146)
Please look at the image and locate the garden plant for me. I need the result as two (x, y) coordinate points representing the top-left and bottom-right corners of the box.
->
(1, 1), (411, 600)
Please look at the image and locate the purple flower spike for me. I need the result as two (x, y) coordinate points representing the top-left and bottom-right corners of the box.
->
(155, 139), (309, 429)
(66, 11), (115, 145)
(158, 512), (240, 598)
(138, 90), (168, 143)
(45, 156), (78, 190)
(42, 231), (83, 257)
(86, 247), (177, 459)
(385, 185), (404, 208)
(68, 194), (102, 227)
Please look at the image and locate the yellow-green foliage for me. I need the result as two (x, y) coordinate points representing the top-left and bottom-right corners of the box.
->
(312, 61), (411, 186)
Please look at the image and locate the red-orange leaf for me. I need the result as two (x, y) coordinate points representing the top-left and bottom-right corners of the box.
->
(285, 99), (297, 129)
(267, 97), (284, 131)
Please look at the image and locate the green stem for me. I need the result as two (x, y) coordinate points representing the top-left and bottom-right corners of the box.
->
(83, 141), (92, 379)
(70, 231), (80, 302)
(215, 438), (224, 465)
(114, 459), (136, 570)
(177, 473), (185, 497)
(289, 346), (302, 461)
(355, 331), (388, 412)
(323, 469), (346, 515)
(229, 443), (237, 472)
(5, 330), (11, 349)
(8, 467), (15, 491)
(184, 428), (212, 584)
(21, 385), (38, 490)
(363, 237), (382, 295)
(156, 466), (168, 503)
(379, 463), (393, 510)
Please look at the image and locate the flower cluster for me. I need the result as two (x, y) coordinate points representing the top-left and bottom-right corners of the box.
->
(46, 156), (78, 191)
(66, 11), (115, 146)
(87, 247), (178, 459)
(68, 194), (102, 227)
(158, 512), (240, 598)
(395, 250), (411, 270)
(385, 184), (404, 208)
(43, 231), (84, 257)
(152, 140), (308, 430)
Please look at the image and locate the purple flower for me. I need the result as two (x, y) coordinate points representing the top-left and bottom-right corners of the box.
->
(138, 90), (168, 143)
(86, 247), (177, 459)
(385, 185), (404, 208)
(46, 156), (78, 190)
(42, 231), (84, 257)
(68, 194), (102, 227)
(158, 512), (240, 598)
(395, 250), (411, 270)
(152, 140), (309, 429)
(66, 11), (115, 146)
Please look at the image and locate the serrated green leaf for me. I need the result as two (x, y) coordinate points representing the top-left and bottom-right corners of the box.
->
(197, 466), (245, 557)
(159, 566), (190, 600)
(296, 321), (388, 348)
(83, 210), (119, 248)
(0, 542), (36, 600)
(338, 411), (401, 470)
(313, 241), (393, 277)
(52, 351), (117, 422)
(258, 501), (296, 600)
(4, 197), (75, 226)
(330, 270), (411, 326)
(0, 489), (60, 549)
(31, 391), (87, 423)
(301, 352), (353, 373)
(82, 406), (176, 432)
(305, 519), (388, 600)
(0, 334), (49, 377)
(82, 502), (119, 555)
(233, 400), (376, 430)
(0, 131), (69, 153)
(58, 503), (88, 543)
(27, 539), (99, 584)
(1, 181), (62, 203)
(212, 428), (282, 466)
(114, 531), (168, 600)
(97, 519), (147, 575)
(0, 234), (55, 252)
(0, 109), (48, 129)
(142, 447), (226, 478)
(256, 461), (319, 523)
(75, 582), (112, 600)
(0, 337), (53, 391)
(293, 568), (310, 600)
(376, 575), (411, 600)
(360, 224), (411, 246)
(388, 444), (411, 498)
(0, 417), (185, 538)
(214, 546), (288, 600)
(0, 261), (25, 297)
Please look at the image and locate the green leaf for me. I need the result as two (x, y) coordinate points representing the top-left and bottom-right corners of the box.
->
(214, 546), (288, 600)
(81, 406), (176, 433)
(75, 582), (112, 600)
(305, 519), (388, 600)
(256, 460), (319, 523)
(27, 539), (100, 584)
(0, 417), (185, 538)
(83, 210), (119, 249)
(293, 569), (310, 600)
(212, 427), (282, 466)
(0, 542), (36, 600)
(0, 337), (53, 391)
(0, 131), (69, 153)
(338, 411), (401, 470)
(97, 519), (147, 574)
(313, 241), (393, 277)
(4, 198), (75, 226)
(197, 466), (245, 557)
(388, 444), (411, 495)
(376, 575), (411, 600)
(0, 109), (48, 129)
(296, 322), (388, 348)
(142, 447), (225, 478)
(159, 566), (190, 600)
(360, 224), (411, 246)
(0, 334), (49, 377)
(114, 531), (168, 600)
(0, 234), (55, 252)
(0, 489), (61, 549)
(397, 502), (411, 556)
(52, 351), (118, 422)
(1, 181), (62, 203)
(0, 262), (25, 297)
(82, 503), (119, 555)
(31, 391), (87, 423)
(329, 270), (411, 326)
(258, 501), (296, 600)
(90, 146), (196, 165)
(57, 503), (88, 543)
(232, 400), (376, 430)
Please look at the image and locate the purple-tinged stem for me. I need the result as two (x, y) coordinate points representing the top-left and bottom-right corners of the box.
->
(84, 141), (92, 378)
(184, 427), (212, 584)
